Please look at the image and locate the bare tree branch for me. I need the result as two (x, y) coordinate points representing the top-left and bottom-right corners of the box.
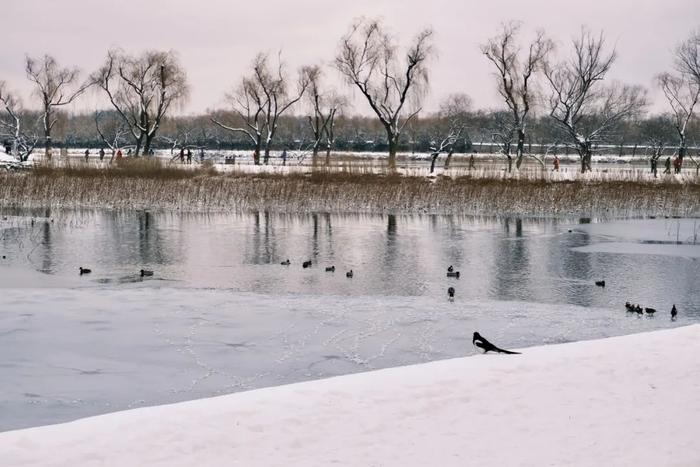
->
(92, 49), (189, 156)
(335, 18), (434, 169)
(26, 54), (91, 158)
(482, 22), (552, 171)
(544, 28), (647, 173)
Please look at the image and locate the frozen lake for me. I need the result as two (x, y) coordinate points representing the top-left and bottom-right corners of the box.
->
(1, 210), (699, 432)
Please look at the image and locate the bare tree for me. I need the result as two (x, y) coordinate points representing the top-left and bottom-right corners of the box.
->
(93, 49), (189, 156)
(213, 53), (309, 165)
(94, 111), (129, 160)
(0, 82), (41, 162)
(305, 65), (347, 166)
(655, 31), (700, 173)
(677, 30), (700, 83)
(25, 55), (90, 158)
(212, 77), (266, 164)
(656, 73), (699, 167)
(544, 29), (647, 173)
(335, 18), (434, 170)
(428, 94), (471, 173)
(157, 118), (196, 158)
(639, 114), (674, 163)
(482, 22), (552, 171)
(490, 110), (516, 169)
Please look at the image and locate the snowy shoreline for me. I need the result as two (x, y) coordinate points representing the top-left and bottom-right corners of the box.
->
(1, 325), (698, 467)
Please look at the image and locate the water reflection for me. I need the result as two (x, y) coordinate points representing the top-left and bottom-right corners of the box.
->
(39, 213), (54, 274)
(0, 208), (698, 315)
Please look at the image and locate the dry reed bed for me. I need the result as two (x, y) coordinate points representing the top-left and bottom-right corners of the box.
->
(0, 163), (698, 217)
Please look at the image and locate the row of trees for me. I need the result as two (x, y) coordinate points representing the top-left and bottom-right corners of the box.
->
(1, 19), (699, 173)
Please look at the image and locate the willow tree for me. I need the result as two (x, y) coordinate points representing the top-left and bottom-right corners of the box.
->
(26, 55), (90, 158)
(428, 94), (471, 173)
(335, 18), (433, 170)
(93, 49), (189, 156)
(481, 22), (552, 171)
(212, 53), (309, 165)
(305, 65), (347, 166)
(544, 29), (646, 173)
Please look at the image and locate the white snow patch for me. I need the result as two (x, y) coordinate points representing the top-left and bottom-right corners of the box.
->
(1, 325), (698, 467)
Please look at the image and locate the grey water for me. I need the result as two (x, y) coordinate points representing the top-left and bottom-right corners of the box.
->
(0, 209), (698, 432)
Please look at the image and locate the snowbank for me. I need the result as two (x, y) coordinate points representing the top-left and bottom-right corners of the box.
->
(1, 325), (698, 467)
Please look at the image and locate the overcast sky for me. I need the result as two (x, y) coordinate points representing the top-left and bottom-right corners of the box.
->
(3, 0), (698, 115)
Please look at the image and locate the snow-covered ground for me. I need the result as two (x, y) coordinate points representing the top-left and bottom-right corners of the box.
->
(0, 325), (697, 467)
(4, 148), (699, 183)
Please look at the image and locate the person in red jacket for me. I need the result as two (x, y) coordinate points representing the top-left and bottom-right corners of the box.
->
(673, 156), (682, 174)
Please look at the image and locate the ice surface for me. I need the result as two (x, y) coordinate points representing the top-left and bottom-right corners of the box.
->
(1, 211), (698, 432)
(0, 286), (692, 432)
(571, 218), (700, 257)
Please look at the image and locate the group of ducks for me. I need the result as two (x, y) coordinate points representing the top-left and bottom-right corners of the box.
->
(76, 264), (681, 322)
(281, 259), (354, 278)
(625, 302), (678, 319)
(598, 277), (679, 319)
(79, 267), (153, 277)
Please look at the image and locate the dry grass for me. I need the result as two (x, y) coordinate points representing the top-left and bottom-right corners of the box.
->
(0, 163), (698, 217)
(31, 158), (218, 180)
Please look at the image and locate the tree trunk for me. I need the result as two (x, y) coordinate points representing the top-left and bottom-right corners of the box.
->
(44, 109), (52, 159)
(253, 140), (261, 165)
(507, 155), (513, 173)
(578, 141), (592, 173)
(678, 134), (686, 173)
(312, 145), (319, 167)
(135, 134), (144, 158)
(325, 145), (331, 166)
(388, 135), (398, 171)
(515, 129), (525, 170)
(580, 151), (592, 173)
(263, 144), (270, 165)
(444, 150), (453, 170)
(429, 152), (439, 174)
(136, 113), (149, 156)
(144, 134), (154, 157)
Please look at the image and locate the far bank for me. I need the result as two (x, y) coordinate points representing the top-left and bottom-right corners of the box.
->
(0, 162), (698, 217)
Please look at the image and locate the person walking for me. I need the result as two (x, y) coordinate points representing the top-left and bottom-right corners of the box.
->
(281, 149), (287, 166)
(650, 157), (657, 178)
(469, 154), (476, 170)
(664, 156), (671, 174)
(186, 148), (192, 164)
(179, 148), (185, 164)
(553, 155), (560, 172)
(84, 148), (90, 163)
(99, 148), (105, 162)
(673, 155), (681, 174)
